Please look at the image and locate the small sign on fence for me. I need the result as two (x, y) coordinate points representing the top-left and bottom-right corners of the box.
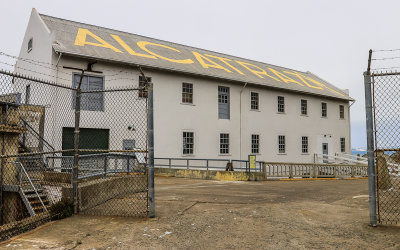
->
(248, 154), (257, 181)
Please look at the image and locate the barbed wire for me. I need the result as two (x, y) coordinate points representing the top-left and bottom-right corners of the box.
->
(0, 51), (143, 83)
(0, 51), (141, 78)
(372, 56), (400, 61)
(372, 49), (400, 52)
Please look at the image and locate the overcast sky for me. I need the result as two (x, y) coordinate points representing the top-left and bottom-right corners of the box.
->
(1, 0), (399, 148)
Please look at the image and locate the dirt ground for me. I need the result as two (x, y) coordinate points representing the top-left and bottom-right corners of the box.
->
(1, 177), (399, 249)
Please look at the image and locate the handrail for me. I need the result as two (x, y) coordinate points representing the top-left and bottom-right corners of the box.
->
(20, 118), (55, 152)
(11, 161), (47, 212)
(314, 153), (368, 165)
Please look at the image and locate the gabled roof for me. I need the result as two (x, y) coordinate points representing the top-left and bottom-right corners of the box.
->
(38, 13), (352, 101)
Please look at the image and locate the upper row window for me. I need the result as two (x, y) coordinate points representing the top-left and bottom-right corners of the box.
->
(321, 102), (327, 117)
(138, 76), (151, 98)
(277, 96), (285, 113)
(28, 38), (33, 53)
(72, 74), (104, 111)
(182, 82), (193, 104)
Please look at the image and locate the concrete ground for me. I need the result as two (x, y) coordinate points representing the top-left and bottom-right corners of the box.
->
(1, 177), (399, 249)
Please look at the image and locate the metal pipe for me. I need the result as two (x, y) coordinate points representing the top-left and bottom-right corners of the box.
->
(72, 70), (84, 214)
(147, 81), (155, 218)
(239, 82), (248, 162)
(364, 69), (377, 226)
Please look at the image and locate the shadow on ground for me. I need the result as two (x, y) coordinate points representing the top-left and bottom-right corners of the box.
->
(1, 178), (399, 249)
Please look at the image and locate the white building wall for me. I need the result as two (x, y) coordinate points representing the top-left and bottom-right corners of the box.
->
(13, 11), (351, 163)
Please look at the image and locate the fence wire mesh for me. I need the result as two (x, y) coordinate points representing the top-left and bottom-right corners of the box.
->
(0, 69), (149, 241)
(371, 72), (400, 225)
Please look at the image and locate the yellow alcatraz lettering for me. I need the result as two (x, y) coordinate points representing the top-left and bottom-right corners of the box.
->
(304, 76), (345, 97)
(74, 28), (122, 53)
(204, 54), (244, 75)
(236, 61), (280, 81)
(137, 41), (194, 64)
(268, 68), (304, 86)
(111, 35), (156, 59)
(192, 52), (231, 72)
(284, 71), (323, 90)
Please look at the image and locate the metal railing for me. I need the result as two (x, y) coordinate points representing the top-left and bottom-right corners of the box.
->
(154, 157), (368, 179)
(46, 153), (144, 180)
(154, 157), (263, 172)
(13, 161), (47, 212)
(263, 162), (368, 178)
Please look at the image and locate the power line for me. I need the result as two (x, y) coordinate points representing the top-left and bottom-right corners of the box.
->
(373, 49), (400, 52)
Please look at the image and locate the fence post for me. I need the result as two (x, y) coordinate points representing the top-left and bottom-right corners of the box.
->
(289, 164), (293, 178)
(103, 156), (108, 178)
(127, 156), (130, 174)
(333, 166), (337, 178)
(187, 159), (189, 169)
(72, 71), (84, 214)
(169, 158), (171, 168)
(147, 81), (155, 218)
(206, 160), (209, 171)
(351, 166), (355, 178)
(313, 165), (317, 178)
(364, 57), (377, 226)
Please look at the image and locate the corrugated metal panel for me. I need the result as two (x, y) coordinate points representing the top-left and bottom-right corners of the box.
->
(39, 14), (352, 101)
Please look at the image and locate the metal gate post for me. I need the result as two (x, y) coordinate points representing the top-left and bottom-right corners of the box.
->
(147, 82), (155, 218)
(364, 66), (377, 226)
(72, 70), (84, 214)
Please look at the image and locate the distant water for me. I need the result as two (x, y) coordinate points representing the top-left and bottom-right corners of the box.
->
(352, 149), (367, 156)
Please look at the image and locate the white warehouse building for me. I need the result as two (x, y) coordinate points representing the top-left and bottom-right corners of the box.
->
(14, 9), (353, 163)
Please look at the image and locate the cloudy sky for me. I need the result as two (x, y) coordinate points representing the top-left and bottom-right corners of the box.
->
(1, 0), (399, 148)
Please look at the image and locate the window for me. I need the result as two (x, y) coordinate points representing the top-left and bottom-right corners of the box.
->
(123, 139), (135, 150)
(339, 105), (344, 119)
(28, 38), (33, 52)
(218, 86), (230, 119)
(301, 99), (307, 115)
(302, 136), (308, 153)
(183, 132), (194, 155)
(278, 96), (285, 113)
(251, 92), (259, 110)
(340, 137), (346, 152)
(220, 133), (229, 154)
(73, 74), (104, 111)
(25, 84), (31, 104)
(139, 76), (151, 98)
(321, 102), (327, 117)
(182, 82), (193, 104)
(278, 135), (285, 153)
(251, 134), (259, 154)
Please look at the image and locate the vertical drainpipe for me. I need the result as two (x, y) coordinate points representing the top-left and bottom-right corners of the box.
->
(348, 100), (355, 154)
(239, 82), (248, 162)
(51, 52), (62, 151)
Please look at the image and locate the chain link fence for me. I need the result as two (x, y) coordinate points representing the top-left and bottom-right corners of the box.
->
(365, 49), (400, 226)
(369, 72), (400, 225)
(0, 69), (151, 241)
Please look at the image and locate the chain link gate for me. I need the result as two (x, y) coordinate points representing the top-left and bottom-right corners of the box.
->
(0, 69), (153, 241)
(365, 50), (400, 225)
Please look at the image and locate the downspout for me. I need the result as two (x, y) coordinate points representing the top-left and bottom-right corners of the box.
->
(348, 99), (355, 154)
(51, 52), (62, 148)
(239, 82), (248, 161)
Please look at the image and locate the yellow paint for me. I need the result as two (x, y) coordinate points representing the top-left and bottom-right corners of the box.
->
(204, 54), (244, 75)
(284, 71), (323, 90)
(236, 61), (280, 81)
(268, 68), (304, 86)
(192, 52), (232, 72)
(72, 28), (350, 98)
(111, 35), (156, 59)
(137, 41), (194, 64)
(74, 28), (122, 53)
(249, 155), (256, 169)
(305, 76), (345, 97)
